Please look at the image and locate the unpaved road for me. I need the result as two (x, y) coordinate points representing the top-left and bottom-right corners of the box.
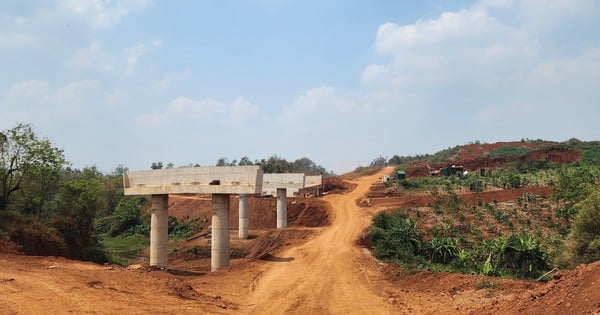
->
(5, 167), (595, 314)
(243, 167), (394, 314)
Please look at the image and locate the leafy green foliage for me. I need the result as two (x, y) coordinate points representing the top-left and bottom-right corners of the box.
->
(0, 123), (65, 210)
(370, 212), (423, 264)
(96, 196), (148, 237)
(217, 155), (333, 176)
(566, 189), (600, 265)
(50, 170), (109, 262)
(168, 216), (202, 238)
(553, 166), (598, 220)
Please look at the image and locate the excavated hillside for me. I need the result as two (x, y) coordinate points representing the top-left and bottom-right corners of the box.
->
(406, 142), (583, 178)
(1, 166), (600, 314)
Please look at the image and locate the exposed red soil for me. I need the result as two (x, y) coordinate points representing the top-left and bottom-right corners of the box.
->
(168, 194), (331, 229)
(405, 143), (582, 178)
(0, 239), (23, 255)
(477, 261), (600, 315)
(454, 146), (582, 170)
(323, 176), (357, 194)
(2, 169), (599, 314)
(365, 186), (553, 208)
(457, 141), (539, 161)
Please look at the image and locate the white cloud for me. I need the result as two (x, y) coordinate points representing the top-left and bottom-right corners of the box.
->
(282, 87), (359, 121)
(4, 79), (105, 110)
(229, 97), (259, 124)
(4, 80), (50, 101)
(70, 41), (116, 73)
(62, 0), (149, 29)
(0, 0), (149, 49)
(124, 40), (161, 75)
(70, 39), (161, 75)
(367, 0), (600, 112)
(136, 96), (259, 126)
(154, 75), (174, 91)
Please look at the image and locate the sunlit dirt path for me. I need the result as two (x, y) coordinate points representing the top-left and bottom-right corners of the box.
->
(243, 167), (396, 314)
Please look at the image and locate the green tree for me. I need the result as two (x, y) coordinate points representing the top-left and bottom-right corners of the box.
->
(553, 167), (596, 220)
(566, 189), (600, 265)
(51, 168), (108, 262)
(0, 123), (65, 210)
(369, 156), (388, 168)
(238, 156), (253, 166)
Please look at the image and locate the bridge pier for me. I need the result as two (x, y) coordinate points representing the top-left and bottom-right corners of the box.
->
(239, 194), (249, 239)
(277, 188), (287, 228)
(212, 194), (230, 271)
(150, 194), (169, 268)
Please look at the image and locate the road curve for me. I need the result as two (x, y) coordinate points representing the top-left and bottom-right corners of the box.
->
(244, 167), (395, 314)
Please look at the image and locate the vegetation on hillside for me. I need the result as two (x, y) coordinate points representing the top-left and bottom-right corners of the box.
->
(0, 122), (333, 265)
(368, 140), (600, 280)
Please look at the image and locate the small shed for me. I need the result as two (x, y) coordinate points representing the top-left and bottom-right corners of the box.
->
(396, 170), (406, 180)
(381, 175), (391, 183)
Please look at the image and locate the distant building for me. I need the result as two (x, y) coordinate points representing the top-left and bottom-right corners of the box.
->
(396, 170), (406, 180)
(440, 165), (464, 177)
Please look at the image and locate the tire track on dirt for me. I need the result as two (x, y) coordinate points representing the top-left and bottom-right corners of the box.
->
(243, 168), (396, 314)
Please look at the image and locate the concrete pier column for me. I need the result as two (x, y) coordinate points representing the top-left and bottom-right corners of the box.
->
(150, 194), (169, 268)
(238, 194), (249, 239)
(211, 194), (230, 271)
(277, 188), (287, 228)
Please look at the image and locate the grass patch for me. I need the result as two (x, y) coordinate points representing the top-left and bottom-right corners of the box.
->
(474, 278), (500, 290)
(100, 233), (149, 265)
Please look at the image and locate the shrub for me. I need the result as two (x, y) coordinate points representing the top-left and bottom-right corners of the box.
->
(566, 190), (600, 265)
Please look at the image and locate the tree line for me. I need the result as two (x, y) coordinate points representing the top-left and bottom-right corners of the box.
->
(0, 123), (334, 263)
(150, 155), (335, 176)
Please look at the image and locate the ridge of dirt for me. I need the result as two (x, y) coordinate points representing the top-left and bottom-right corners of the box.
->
(245, 228), (313, 260)
(0, 239), (23, 255)
(477, 261), (600, 315)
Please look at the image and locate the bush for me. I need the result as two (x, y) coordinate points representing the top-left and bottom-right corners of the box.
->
(566, 190), (600, 265)
(370, 212), (423, 264)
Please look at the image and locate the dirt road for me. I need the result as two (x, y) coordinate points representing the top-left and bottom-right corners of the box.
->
(244, 167), (395, 314)
(4, 167), (597, 314)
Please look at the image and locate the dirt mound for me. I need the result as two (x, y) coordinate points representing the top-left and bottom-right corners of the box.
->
(479, 261), (600, 314)
(245, 228), (312, 259)
(456, 146), (582, 170)
(457, 141), (538, 161)
(0, 239), (23, 254)
(323, 177), (356, 194)
(366, 186), (553, 208)
(168, 195), (330, 230)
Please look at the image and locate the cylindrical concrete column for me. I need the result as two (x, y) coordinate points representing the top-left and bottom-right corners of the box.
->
(211, 194), (230, 271)
(150, 194), (169, 268)
(239, 194), (249, 239)
(277, 188), (287, 228)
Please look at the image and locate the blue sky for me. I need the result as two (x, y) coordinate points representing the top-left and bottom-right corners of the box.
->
(1, 0), (599, 174)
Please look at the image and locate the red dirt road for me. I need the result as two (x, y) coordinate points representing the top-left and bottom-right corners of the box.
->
(242, 168), (395, 314)
(2, 167), (600, 314)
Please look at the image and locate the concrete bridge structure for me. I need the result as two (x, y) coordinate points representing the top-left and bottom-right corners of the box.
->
(123, 166), (263, 271)
(123, 167), (322, 271)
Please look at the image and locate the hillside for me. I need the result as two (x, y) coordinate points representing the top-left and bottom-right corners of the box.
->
(389, 139), (599, 178)
(1, 138), (600, 314)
